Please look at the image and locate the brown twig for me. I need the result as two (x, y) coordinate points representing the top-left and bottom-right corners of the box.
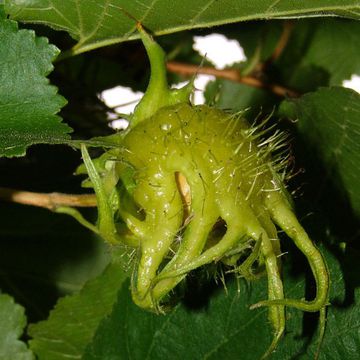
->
(269, 20), (294, 64)
(166, 61), (299, 98)
(0, 187), (97, 210)
(257, 20), (294, 73)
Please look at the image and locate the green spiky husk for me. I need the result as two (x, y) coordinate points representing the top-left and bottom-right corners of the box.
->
(71, 24), (329, 358)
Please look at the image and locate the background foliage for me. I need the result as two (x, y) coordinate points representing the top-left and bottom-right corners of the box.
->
(0, 1), (359, 359)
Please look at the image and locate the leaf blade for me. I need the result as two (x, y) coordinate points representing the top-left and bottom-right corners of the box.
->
(0, 293), (34, 360)
(0, 14), (71, 157)
(5, 0), (360, 55)
(28, 257), (129, 360)
(80, 244), (360, 360)
(280, 87), (360, 217)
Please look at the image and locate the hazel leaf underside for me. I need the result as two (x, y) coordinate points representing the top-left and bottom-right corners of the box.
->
(274, 19), (360, 88)
(0, 293), (34, 360)
(281, 87), (360, 218)
(0, 12), (71, 157)
(83, 246), (360, 360)
(4, 0), (360, 55)
(291, 19), (360, 86)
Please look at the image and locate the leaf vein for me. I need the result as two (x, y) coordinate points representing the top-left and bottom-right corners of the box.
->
(48, 0), (78, 33)
(145, 305), (181, 359)
(189, 0), (218, 26)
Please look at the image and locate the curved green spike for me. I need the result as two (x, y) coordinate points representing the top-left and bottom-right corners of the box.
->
(81, 144), (121, 245)
(250, 191), (330, 313)
(131, 24), (193, 127)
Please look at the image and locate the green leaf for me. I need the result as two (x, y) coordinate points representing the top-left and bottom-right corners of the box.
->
(279, 87), (360, 217)
(205, 79), (279, 119)
(274, 246), (360, 360)
(28, 256), (129, 360)
(276, 19), (360, 87)
(301, 19), (360, 85)
(83, 276), (274, 360)
(0, 293), (34, 360)
(82, 245), (359, 360)
(5, 0), (360, 55)
(0, 15), (71, 157)
(315, 247), (360, 360)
